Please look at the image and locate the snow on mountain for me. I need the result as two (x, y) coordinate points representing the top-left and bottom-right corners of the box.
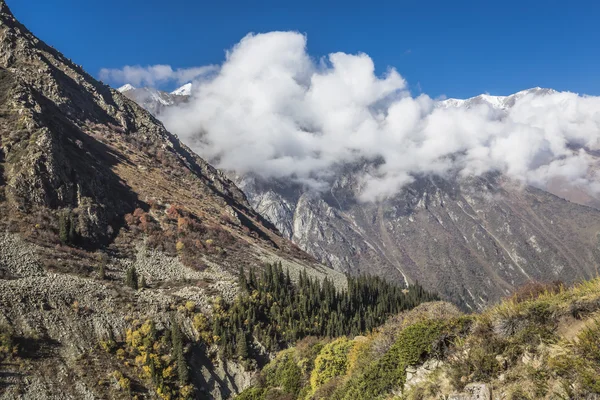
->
(117, 83), (136, 93)
(438, 87), (557, 110)
(117, 84), (191, 116)
(171, 83), (192, 96)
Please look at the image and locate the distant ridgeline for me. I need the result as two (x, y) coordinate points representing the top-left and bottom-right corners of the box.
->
(212, 262), (438, 360)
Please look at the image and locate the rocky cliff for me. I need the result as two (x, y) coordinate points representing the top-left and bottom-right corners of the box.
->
(238, 170), (600, 309)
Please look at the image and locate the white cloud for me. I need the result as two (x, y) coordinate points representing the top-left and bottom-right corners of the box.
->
(99, 64), (218, 87)
(128, 31), (600, 202)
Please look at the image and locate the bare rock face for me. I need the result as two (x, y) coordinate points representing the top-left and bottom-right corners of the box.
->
(237, 170), (600, 309)
(449, 383), (492, 400)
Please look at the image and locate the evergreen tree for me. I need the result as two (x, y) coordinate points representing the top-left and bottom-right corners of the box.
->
(125, 266), (138, 290)
(238, 265), (249, 292)
(58, 211), (69, 245)
(97, 252), (108, 280)
(212, 264), (439, 357)
(171, 316), (188, 383)
(68, 213), (77, 244)
(236, 330), (249, 360)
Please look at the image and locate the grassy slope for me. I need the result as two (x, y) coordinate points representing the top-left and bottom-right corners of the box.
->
(238, 278), (600, 399)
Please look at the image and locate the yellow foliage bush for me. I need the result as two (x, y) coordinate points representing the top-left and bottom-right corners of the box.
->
(346, 335), (374, 374)
(162, 365), (175, 379)
(310, 337), (354, 392)
(139, 320), (155, 336)
(112, 370), (131, 392)
(184, 301), (196, 313)
(180, 384), (195, 398)
(99, 339), (116, 353)
(116, 348), (126, 360)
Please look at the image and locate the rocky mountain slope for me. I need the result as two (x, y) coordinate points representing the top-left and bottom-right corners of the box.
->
(237, 171), (600, 309)
(123, 80), (600, 310)
(0, 2), (344, 398)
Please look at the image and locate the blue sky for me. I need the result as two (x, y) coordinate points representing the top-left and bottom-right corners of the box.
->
(8, 0), (600, 98)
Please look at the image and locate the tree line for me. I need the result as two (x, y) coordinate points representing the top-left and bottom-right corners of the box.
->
(212, 262), (438, 360)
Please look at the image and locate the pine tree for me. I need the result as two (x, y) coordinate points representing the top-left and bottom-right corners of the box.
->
(236, 330), (249, 360)
(97, 252), (108, 280)
(238, 265), (249, 292)
(58, 211), (69, 245)
(68, 214), (77, 244)
(171, 316), (188, 383)
(210, 262), (439, 360)
(125, 266), (138, 290)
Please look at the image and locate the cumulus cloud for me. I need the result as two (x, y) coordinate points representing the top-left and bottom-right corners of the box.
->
(99, 64), (218, 87)
(149, 31), (600, 201)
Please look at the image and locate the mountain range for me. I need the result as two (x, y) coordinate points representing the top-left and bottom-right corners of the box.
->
(117, 83), (191, 116)
(2, 0), (600, 398)
(120, 81), (600, 309)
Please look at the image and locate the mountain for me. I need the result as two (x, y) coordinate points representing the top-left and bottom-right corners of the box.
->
(232, 89), (600, 309)
(0, 2), (345, 398)
(118, 83), (191, 116)
(438, 88), (600, 210)
(238, 170), (600, 310)
(437, 87), (558, 111)
(171, 83), (192, 96)
(122, 81), (600, 309)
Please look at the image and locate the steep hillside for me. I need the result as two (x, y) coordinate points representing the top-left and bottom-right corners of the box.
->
(239, 278), (600, 399)
(0, 2), (344, 398)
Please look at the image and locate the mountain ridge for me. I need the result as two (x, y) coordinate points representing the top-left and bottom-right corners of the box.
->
(437, 87), (558, 110)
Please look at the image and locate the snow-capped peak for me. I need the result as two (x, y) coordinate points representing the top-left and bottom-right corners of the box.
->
(437, 87), (556, 110)
(171, 83), (192, 96)
(117, 84), (136, 93)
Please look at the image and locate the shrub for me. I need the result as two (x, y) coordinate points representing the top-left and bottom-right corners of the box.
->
(575, 319), (600, 364)
(346, 336), (373, 375)
(448, 319), (506, 389)
(510, 281), (563, 303)
(237, 387), (266, 400)
(310, 337), (354, 391)
(341, 319), (450, 399)
(548, 318), (600, 394)
(112, 370), (130, 392)
(263, 351), (303, 396)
